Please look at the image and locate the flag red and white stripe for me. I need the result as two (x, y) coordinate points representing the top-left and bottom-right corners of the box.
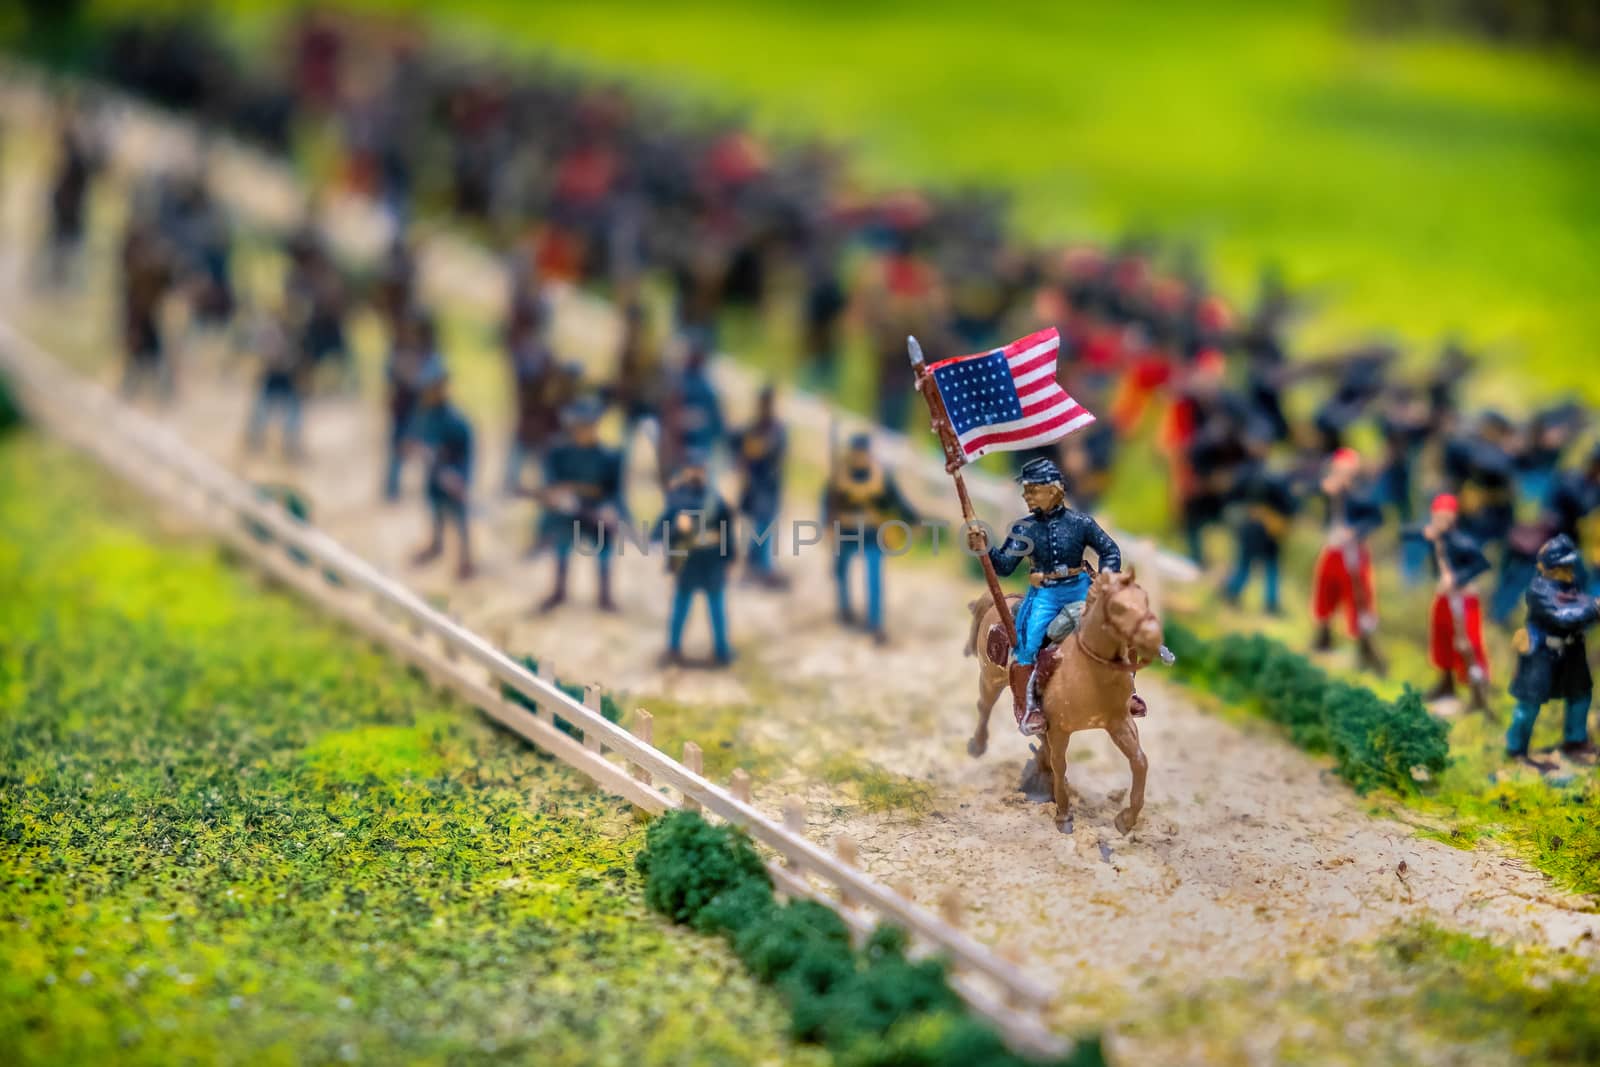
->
(927, 327), (1094, 464)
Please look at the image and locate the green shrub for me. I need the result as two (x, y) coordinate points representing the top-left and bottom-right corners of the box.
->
(1328, 684), (1450, 794)
(0, 371), (22, 435)
(501, 655), (621, 740)
(697, 878), (778, 937)
(841, 1012), (1109, 1067)
(635, 810), (1096, 1063)
(733, 898), (853, 982)
(1164, 620), (1450, 795)
(635, 810), (771, 927)
(1258, 645), (1331, 750)
(1161, 620), (1209, 679)
(819, 954), (964, 1050)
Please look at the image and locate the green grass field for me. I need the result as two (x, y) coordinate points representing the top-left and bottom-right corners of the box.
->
(0, 430), (823, 1067)
(290, 0), (1600, 404)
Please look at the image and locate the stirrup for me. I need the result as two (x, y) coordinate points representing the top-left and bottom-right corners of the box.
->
(1018, 709), (1047, 737)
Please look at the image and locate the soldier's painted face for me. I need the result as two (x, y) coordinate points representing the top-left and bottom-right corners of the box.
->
(1022, 481), (1065, 514)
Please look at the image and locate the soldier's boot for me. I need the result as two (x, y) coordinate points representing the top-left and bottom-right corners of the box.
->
(597, 568), (618, 613)
(1424, 672), (1456, 702)
(1559, 739), (1599, 764)
(537, 559), (569, 613)
(1311, 623), (1333, 653)
(1008, 663), (1034, 733)
(1356, 634), (1388, 678)
(1020, 666), (1048, 737)
(1128, 691), (1148, 718)
(1467, 678), (1493, 716)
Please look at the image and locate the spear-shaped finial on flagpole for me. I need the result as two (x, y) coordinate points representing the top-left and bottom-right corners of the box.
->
(907, 334), (1019, 650)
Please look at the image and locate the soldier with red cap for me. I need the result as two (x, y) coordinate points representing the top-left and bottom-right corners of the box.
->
(1312, 447), (1387, 674)
(1405, 493), (1493, 712)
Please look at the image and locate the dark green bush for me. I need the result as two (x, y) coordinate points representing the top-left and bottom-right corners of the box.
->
(697, 878), (778, 937)
(1161, 620), (1209, 679)
(1328, 684), (1450, 794)
(0, 372), (22, 435)
(1167, 622), (1451, 794)
(841, 1012), (1109, 1067)
(635, 810), (771, 927)
(820, 954), (964, 1050)
(733, 898), (853, 982)
(635, 810), (1097, 1064)
(1258, 644), (1331, 749)
(501, 655), (621, 740)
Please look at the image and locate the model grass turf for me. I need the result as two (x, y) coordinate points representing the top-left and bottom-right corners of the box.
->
(635, 810), (1108, 1067)
(0, 433), (824, 1067)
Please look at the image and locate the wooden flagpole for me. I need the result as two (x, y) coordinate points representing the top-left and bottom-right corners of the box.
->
(908, 335), (1019, 650)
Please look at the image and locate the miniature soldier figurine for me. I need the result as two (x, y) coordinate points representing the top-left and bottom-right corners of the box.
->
(968, 456), (1122, 735)
(654, 450), (736, 666)
(658, 333), (725, 482)
(503, 298), (577, 495)
(533, 397), (625, 612)
(732, 384), (788, 587)
(823, 432), (920, 644)
(1406, 494), (1493, 712)
(1222, 435), (1299, 615)
(1543, 442), (1600, 595)
(1505, 535), (1598, 764)
(384, 306), (436, 500)
(1311, 447), (1387, 675)
(244, 310), (310, 460)
(407, 361), (476, 581)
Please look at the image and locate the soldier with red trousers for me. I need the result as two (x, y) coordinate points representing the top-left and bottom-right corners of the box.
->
(1312, 447), (1387, 675)
(1406, 494), (1492, 712)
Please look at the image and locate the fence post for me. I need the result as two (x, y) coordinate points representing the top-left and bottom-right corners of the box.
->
(782, 797), (806, 870)
(730, 768), (752, 804)
(631, 709), (654, 785)
(938, 886), (964, 929)
(582, 686), (604, 753)
(834, 835), (859, 909)
(682, 742), (703, 813)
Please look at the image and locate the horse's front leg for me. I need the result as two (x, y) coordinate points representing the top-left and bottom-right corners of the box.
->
(969, 667), (1003, 758)
(1047, 726), (1074, 834)
(1108, 717), (1148, 835)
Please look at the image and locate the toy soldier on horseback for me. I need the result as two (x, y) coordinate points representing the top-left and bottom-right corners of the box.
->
(968, 456), (1124, 735)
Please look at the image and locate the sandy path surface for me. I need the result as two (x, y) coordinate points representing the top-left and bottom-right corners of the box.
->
(2, 92), (1596, 1053)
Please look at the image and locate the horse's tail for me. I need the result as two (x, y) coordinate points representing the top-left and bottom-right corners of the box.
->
(963, 597), (983, 657)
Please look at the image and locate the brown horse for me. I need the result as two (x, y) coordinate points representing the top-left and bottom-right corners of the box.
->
(964, 569), (1162, 834)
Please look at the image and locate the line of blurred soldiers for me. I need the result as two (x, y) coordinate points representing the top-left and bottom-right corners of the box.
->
(36, 12), (1600, 749)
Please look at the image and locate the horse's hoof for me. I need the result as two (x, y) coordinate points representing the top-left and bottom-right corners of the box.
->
(1114, 809), (1139, 835)
(1055, 816), (1074, 835)
(967, 737), (987, 758)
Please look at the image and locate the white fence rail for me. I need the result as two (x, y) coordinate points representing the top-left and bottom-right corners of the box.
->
(0, 317), (1071, 1058)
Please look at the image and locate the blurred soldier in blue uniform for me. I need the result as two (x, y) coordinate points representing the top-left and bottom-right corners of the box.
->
(655, 450), (736, 666)
(503, 296), (577, 495)
(244, 309), (309, 460)
(534, 397), (625, 613)
(969, 456), (1122, 735)
(407, 360), (476, 580)
(658, 333), (725, 482)
(732, 384), (788, 587)
(1505, 535), (1598, 764)
(384, 306), (436, 500)
(823, 432), (920, 645)
(1222, 435), (1299, 615)
(1492, 443), (1600, 624)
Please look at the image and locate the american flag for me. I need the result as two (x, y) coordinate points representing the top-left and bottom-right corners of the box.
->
(928, 328), (1094, 464)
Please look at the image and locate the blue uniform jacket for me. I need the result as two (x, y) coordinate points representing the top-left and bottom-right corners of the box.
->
(988, 505), (1120, 585)
(1510, 575), (1598, 705)
(733, 419), (786, 519)
(411, 403), (474, 505)
(655, 484), (737, 590)
(540, 440), (625, 545)
(1401, 526), (1491, 587)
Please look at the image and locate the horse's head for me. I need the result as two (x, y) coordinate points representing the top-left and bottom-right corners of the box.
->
(1094, 568), (1164, 663)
